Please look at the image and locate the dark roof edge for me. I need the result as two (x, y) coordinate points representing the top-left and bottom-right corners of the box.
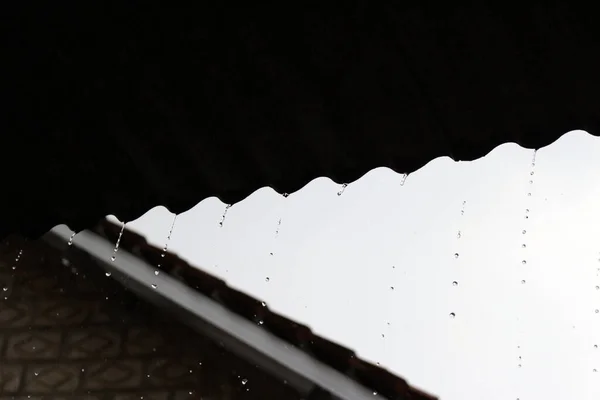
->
(89, 219), (437, 400)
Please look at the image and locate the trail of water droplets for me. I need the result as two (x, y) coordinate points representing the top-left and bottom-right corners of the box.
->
(219, 204), (231, 227)
(154, 215), (178, 288)
(449, 200), (467, 318)
(516, 150), (537, 396)
(5, 247), (24, 300)
(110, 222), (126, 262)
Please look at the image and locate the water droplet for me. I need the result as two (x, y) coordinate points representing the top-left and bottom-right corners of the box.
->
(242, 378), (248, 385)
(449, 312), (456, 318)
(529, 180), (533, 184)
(596, 286), (599, 290)
(595, 309), (599, 314)
(527, 192), (531, 196)
(154, 270), (160, 276)
(373, 391), (378, 396)
(261, 301), (266, 307)
(530, 171), (534, 176)
(457, 231), (462, 239)
(282, 192), (289, 198)
(265, 277), (270, 282)
(381, 333), (385, 338)
(452, 281), (458, 286)
(521, 280), (526, 284)
(269, 252), (273, 256)
(110, 255), (116, 262)
(2, 287), (7, 292)
(67, 232), (75, 246)
(594, 369), (598, 373)
(594, 344), (598, 349)
(522, 244), (527, 248)
(522, 260), (527, 265)
(219, 205), (231, 227)
(518, 364), (522, 368)
(337, 183), (348, 196)
(258, 320), (264, 325)
(454, 253), (459, 259)
(151, 284), (157, 289)
(400, 174), (408, 186)
(522, 230), (527, 234)
(105, 272), (111, 277)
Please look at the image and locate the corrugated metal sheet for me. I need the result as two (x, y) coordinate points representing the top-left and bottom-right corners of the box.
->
(94, 219), (437, 400)
(3, 4), (600, 239)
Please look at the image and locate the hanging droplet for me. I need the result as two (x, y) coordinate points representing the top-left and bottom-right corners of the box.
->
(452, 281), (458, 286)
(400, 173), (408, 186)
(282, 192), (289, 198)
(68, 232), (75, 246)
(219, 204), (231, 227)
(337, 183), (348, 196)
(449, 312), (456, 318)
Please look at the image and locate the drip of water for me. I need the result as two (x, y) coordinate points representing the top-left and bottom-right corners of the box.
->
(275, 218), (282, 236)
(111, 222), (126, 262)
(337, 183), (348, 196)
(67, 232), (75, 246)
(400, 173), (408, 186)
(219, 204), (231, 227)
(157, 215), (177, 269)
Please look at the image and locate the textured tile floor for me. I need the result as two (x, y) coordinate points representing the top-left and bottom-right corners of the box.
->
(0, 236), (302, 400)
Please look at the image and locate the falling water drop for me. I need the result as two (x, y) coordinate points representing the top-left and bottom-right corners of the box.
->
(105, 272), (111, 277)
(151, 284), (158, 289)
(595, 309), (599, 314)
(522, 230), (527, 235)
(265, 277), (270, 282)
(521, 280), (526, 284)
(596, 286), (599, 290)
(242, 378), (248, 385)
(111, 222), (126, 262)
(457, 231), (462, 239)
(337, 183), (348, 196)
(67, 232), (75, 246)
(522, 260), (527, 265)
(454, 253), (459, 259)
(594, 344), (598, 349)
(390, 286), (394, 291)
(449, 312), (456, 319)
(452, 281), (458, 286)
(400, 173), (408, 186)
(522, 244), (527, 248)
(261, 301), (266, 307)
(219, 204), (231, 227)
(275, 218), (282, 236)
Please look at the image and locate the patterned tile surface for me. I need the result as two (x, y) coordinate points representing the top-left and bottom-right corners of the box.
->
(0, 238), (303, 399)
